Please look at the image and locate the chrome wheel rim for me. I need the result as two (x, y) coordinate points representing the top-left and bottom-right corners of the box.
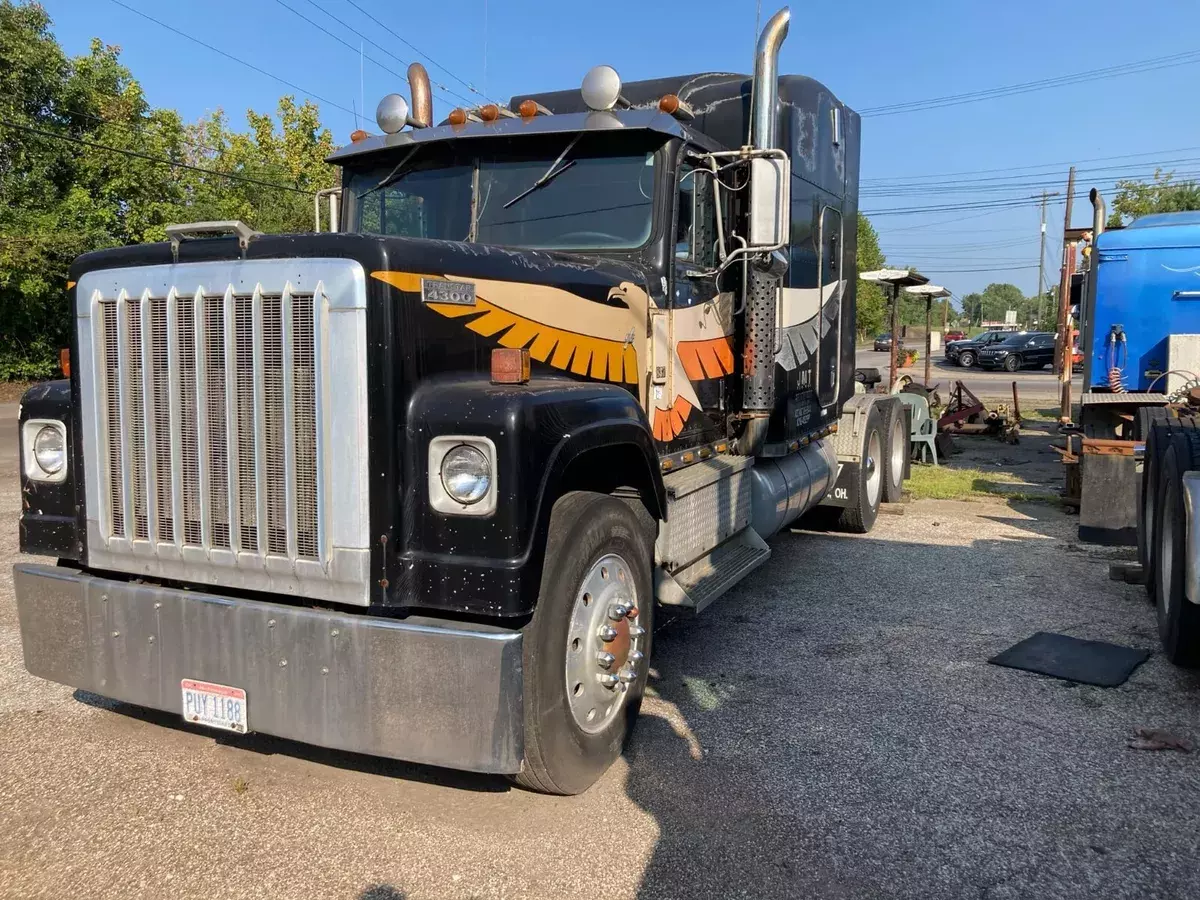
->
(564, 553), (644, 734)
(889, 415), (905, 492)
(865, 429), (883, 508)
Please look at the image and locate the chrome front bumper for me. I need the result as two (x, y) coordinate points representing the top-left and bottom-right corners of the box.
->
(13, 564), (525, 774)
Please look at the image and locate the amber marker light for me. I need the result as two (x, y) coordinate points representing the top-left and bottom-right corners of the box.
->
(479, 104), (500, 122)
(350, 129), (370, 143)
(448, 108), (468, 126)
(491, 348), (531, 384)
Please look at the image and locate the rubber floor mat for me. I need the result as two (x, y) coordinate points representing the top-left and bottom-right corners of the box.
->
(988, 631), (1151, 687)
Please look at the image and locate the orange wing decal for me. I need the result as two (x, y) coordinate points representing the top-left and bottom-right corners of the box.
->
(652, 394), (694, 442)
(371, 270), (639, 385)
(677, 335), (735, 380)
(430, 296), (638, 383)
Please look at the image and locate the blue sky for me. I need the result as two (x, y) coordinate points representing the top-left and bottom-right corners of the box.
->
(39, 0), (1200, 304)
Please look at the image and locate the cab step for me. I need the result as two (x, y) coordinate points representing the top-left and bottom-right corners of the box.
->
(654, 528), (771, 614)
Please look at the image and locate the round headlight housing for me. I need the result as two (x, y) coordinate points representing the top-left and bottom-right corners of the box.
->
(440, 444), (491, 504)
(34, 425), (65, 475)
(376, 93), (410, 134)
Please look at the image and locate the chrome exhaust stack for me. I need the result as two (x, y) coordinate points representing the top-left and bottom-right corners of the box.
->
(408, 63), (433, 128)
(737, 7), (791, 456)
(749, 7), (790, 150)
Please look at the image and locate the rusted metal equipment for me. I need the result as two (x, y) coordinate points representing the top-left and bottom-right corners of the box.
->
(937, 381), (985, 431)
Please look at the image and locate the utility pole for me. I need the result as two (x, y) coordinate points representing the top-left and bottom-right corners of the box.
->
(1057, 167), (1076, 421)
(1032, 190), (1059, 327)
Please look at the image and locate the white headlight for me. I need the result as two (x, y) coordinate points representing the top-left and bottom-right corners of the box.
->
(22, 419), (68, 483)
(441, 444), (491, 504)
(34, 425), (65, 474)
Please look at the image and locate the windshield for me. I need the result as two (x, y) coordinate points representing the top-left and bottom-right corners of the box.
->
(348, 133), (661, 252)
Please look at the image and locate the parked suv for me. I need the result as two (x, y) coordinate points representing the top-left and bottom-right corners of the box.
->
(978, 332), (1057, 371)
(947, 330), (1021, 367)
(945, 330), (967, 342)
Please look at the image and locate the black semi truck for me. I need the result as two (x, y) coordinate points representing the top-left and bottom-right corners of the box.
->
(14, 7), (909, 793)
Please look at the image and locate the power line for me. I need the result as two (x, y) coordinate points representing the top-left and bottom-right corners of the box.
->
(860, 48), (1200, 117)
(861, 145), (1200, 185)
(337, 0), (490, 103)
(921, 264), (1041, 274)
(269, 0), (477, 109)
(862, 158), (1200, 197)
(105, 0), (358, 119)
(0, 117), (315, 196)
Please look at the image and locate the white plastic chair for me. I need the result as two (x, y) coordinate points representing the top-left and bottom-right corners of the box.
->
(897, 392), (938, 465)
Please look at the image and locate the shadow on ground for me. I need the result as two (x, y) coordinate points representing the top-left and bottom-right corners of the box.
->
(622, 512), (1200, 899)
(73, 689), (511, 794)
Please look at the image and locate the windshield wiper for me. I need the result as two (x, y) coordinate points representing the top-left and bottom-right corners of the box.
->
(357, 145), (421, 200)
(502, 135), (581, 209)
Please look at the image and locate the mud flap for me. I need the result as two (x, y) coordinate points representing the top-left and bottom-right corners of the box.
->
(819, 461), (859, 508)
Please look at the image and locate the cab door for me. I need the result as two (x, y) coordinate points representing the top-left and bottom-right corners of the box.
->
(653, 156), (733, 447)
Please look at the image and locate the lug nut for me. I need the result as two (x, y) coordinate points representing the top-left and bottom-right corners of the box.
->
(608, 603), (631, 621)
(628, 625), (646, 638)
(598, 624), (618, 642)
(596, 651), (616, 669)
(618, 667), (637, 684)
(628, 650), (644, 666)
(598, 673), (620, 688)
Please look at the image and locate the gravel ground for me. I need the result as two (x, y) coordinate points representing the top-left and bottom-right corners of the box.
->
(1, 404), (1198, 899)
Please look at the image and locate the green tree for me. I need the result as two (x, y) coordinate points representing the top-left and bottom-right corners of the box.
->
(856, 212), (887, 338)
(0, 0), (335, 379)
(1110, 169), (1200, 225)
(977, 282), (1024, 325)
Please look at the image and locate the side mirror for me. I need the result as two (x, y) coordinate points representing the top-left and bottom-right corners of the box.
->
(748, 154), (791, 248)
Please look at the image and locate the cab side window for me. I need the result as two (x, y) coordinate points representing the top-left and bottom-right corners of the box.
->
(675, 162), (720, 269)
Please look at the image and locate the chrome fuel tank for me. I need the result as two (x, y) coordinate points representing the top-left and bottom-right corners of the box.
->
(749, 439), (838, 539)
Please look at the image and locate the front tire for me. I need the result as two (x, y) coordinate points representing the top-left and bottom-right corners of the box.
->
(1003, 355), (1021, 372)
(513, 491), (654, 794)
(958, 350), (976, 368)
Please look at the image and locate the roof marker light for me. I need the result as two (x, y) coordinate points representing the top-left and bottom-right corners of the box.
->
(517, 99), (552, 118)
(658, 94), (695, 121)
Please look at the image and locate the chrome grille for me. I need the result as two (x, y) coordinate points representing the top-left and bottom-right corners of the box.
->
(93, 287), (321, 562)
(78, 259), (370, 606)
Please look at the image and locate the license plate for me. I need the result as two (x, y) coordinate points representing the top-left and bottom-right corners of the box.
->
(181, 679), (248, 734)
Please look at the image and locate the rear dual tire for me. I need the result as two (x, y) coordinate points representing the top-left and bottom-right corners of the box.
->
(880, 399), (907, 504)
(834, 404), (884, 533)
(1152, 435), (1200, 667)
(1140, 416), (1197, 599)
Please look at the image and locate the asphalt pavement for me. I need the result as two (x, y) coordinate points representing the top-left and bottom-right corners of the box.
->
(1, 404), (1198, 899)
(857, 347), (1082, 403)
